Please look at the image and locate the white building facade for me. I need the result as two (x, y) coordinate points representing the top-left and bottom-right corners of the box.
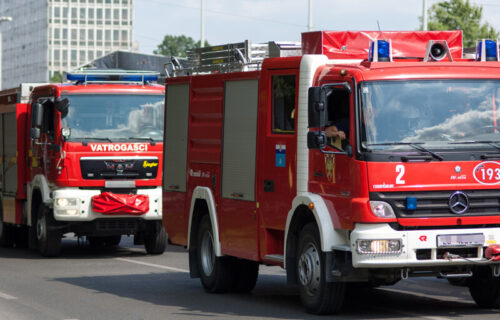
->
(0, 0), (133, 89)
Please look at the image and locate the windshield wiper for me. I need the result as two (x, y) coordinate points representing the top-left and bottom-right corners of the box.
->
(128, 137), (156, 145)
(366, 142), (444, 161)
(448, 140), (500, 151)
(81, 137), (113, 143)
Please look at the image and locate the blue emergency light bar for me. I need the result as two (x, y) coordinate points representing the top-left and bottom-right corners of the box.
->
(65, 69), (160, 83)
(369, 39), (392, 62)
(476, 40), (499, 61)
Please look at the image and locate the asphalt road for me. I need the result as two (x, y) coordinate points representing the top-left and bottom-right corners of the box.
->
(0, 236), (499, 320)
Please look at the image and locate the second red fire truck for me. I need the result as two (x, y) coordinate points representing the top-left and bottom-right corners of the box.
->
(162, 32), (500, 313)
(0, 70), (166, 257)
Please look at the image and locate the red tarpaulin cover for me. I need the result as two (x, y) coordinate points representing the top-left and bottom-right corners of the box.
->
(302, 31), (463, 60)
(92, 192), (149, 215)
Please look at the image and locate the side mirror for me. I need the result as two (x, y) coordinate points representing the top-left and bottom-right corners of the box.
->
(30, 128), (40, 140)
(55, 97), (70, 119)
(31, 102), (43, 128)
(307, 131), (326, 149)
(308, 87), (326, 128)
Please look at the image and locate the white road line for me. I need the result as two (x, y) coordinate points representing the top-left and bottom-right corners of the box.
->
(115, 258), (189, 273)
(0, 291), (17, 300)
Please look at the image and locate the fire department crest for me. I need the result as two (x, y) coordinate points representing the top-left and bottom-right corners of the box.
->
(324, 154), (335, 183)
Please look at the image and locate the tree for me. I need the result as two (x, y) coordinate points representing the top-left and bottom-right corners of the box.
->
(153, 35), (210, 57)
(426, 0), (499, 47)
(50, 72), (63, 83)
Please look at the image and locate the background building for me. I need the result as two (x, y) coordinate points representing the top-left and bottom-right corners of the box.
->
(0, 0), (133, 89)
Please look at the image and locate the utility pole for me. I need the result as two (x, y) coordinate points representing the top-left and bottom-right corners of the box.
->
(0, 16), (13, 90)
(422, 0), (428, 31)
(201, 0), (205, 48)
(308, 0), (313, 31)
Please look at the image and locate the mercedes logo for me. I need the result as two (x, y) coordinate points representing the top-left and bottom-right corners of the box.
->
(448, 191), (469, 214)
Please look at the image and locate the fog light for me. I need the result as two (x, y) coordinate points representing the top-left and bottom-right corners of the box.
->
(56, 209), (79, 216)
(357, 239), (402, 254)
(369, 201), (396, 218)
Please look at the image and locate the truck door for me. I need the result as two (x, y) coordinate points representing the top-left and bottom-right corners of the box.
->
(218, 79), (260, 260)
(257, 69), (299, 257)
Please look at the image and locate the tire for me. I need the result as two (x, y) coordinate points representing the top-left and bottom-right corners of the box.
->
(469, 266), (500, 308)
(36, 205), (61, 257)
(297, 223), (345, 315)
(232, 259), (259, 293)
(144, 221), (166, 254)
(197, 215), (235, 293)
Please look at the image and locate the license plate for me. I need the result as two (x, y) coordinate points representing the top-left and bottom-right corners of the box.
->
(437, 233), (485, 247)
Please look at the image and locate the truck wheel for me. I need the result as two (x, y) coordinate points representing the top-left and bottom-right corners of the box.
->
(144, 221), (166, 254)
(36, 205), (61, 257)
(232, 259), (259, 293)
(0, 221), (14, 248)
(297, 222), (345, 314)
(197, 215), (235, 293)
(469, 266), (500, 308)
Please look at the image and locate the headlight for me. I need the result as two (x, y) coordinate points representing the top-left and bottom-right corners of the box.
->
(357, 239), (402, 254)
(55, 209), (79, 216)
(55, 198), (78, 208)
(369, 201), (396, 218)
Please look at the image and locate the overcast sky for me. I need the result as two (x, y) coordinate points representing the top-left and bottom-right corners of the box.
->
(133, 0), (500, 54)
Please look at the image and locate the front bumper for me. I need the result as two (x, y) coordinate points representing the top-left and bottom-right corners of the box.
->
(52, 187), (162, 221)
(350, 223), (500, 268)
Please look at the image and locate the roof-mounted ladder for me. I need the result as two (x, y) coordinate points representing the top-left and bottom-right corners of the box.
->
(172, 40), (301, 76)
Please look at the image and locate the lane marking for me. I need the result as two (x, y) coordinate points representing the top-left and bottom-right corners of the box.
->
(115, 258), (189, 273)
(0, 291), (17, 300)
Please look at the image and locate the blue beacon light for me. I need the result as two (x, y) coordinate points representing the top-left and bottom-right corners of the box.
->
(406, 197), (418, 210)
(369, 40), (391, 62)
(477, 40), (498, 61)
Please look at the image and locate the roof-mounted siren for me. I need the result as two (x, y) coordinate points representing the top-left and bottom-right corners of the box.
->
(476, 39), (499, 61)
(368, 39), (392, 62)
(424, 40), (453, 62)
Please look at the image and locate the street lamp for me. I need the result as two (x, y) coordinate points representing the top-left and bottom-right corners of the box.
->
(0, 16), (13, 90)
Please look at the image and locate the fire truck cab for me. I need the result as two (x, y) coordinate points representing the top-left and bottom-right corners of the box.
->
(0, 70), (166, 257)
(163, 32), (500, 314)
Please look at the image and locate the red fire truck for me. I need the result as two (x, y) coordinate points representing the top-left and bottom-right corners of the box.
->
(0, 70), (166, 257)
(162, 32), (500, 314)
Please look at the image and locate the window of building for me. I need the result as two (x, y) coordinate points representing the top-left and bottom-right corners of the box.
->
(63, 7), (68, 18)
(71, 50), (77, 61)
(54, 7), (61, 18)
(80, 8), (86, 19)
(105, 9), (111, 20)
(71, 8), (77, 18)
(71, 29), (77, 40)
(62, 28), (68, 39)
(97, 29), (102, 40)
(80, 29), (86, 41)
(122, 9), (128, 20)
(88, 29), (94, 40)
(80, 50), (86, 62)
(271, 75), (296, 134)
(121, 30), (128, 42)
(105, 30), (111, 41)
(54, 50), (60, 61)
(54, 28), (60, 39)
(88, 51), (94, 60)
(63, 49), (68, 62)
(97, 8), (103, 19)
(113, 30), (119, 42)
(88, 8), (94, 19)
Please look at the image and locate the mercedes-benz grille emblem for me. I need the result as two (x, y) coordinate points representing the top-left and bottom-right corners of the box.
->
(448, 191), (469, 214)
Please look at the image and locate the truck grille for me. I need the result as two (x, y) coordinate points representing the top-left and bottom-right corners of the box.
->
(371, 190), (500, 218)
(80, 157), (158, 180)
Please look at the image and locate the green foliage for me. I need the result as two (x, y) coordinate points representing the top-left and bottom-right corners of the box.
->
(50, 72), (63, 83)
(153, 35), (210, 57)
(426, 0), (499, 47)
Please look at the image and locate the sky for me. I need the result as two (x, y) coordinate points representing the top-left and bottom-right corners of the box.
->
(133, 0), (500, 55)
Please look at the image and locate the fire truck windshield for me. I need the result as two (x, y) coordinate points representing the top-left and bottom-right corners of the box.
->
(360, 80), (500, 151)
(60, 94), (164, 142)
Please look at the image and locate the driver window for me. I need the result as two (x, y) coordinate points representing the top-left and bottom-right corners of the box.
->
(325, 90), (350, 149)
(271, 74), (296, 134)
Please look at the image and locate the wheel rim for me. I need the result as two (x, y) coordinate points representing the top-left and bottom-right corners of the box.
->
(36, 215), (46, 241)
(298, 242), (321, 296)
(200, 230), (215, 277)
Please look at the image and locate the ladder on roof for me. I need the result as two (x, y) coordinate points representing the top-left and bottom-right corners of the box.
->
(172, 40), (301, 76)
